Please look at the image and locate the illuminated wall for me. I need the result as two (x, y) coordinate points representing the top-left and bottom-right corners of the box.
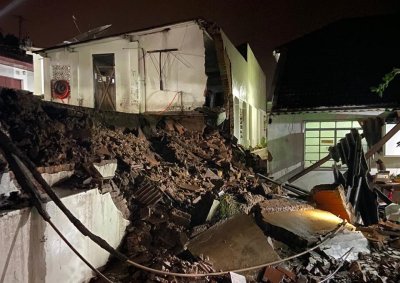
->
(221, 34), (267, 147)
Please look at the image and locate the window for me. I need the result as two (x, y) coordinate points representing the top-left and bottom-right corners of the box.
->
(304, 121), (367, 168)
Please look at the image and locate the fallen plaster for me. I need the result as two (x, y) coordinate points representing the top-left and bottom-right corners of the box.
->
(0, 171), (19, 196)
(188, 214), (280, 280)
(0, 188), (129, 283)
(321, 229), (370, 261)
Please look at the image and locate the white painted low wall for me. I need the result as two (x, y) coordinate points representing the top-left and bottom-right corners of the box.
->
(0, 189), (129, 283)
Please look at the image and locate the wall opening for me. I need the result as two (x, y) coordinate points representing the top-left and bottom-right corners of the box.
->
(203, 32), (224, 108)
(93, 53), (116, 111)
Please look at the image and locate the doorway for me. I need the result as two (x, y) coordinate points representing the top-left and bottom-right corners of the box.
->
(93, 53), (116, 111)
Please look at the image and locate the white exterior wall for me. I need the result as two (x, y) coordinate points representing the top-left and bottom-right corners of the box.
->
(0, 63), (34, 92)
(31, 52), (44, 95)
(33, 21), (267, 148)
(138, 22), (207, 112)
(37, 21), (207, 114)
(221, 33), (267, 147)
(0, 189), (129, 283)
(42, 38), (141, 113)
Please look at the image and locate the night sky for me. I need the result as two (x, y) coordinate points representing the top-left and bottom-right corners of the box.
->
(1, 0), (399, 90)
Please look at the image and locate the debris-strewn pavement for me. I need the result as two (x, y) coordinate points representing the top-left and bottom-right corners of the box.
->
(1, 88), (400, 283)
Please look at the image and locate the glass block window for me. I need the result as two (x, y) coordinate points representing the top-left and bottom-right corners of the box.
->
(304, 121), (366, 168)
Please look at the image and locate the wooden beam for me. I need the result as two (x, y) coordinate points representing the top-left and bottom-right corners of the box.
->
(365, 121), (400, 159)
(288, 154), (331, 183)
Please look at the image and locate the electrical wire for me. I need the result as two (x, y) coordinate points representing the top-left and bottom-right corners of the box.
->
(2, 150), (114, 283)
(123, 221), (347, 278)
(158, 91), (180, 113)
(319, 247), (354, 283)
(47, 220), (114, 283)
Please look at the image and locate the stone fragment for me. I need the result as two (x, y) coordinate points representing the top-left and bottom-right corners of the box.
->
(92, 159), (117, 179)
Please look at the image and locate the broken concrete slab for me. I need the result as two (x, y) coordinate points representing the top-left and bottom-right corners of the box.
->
(188, 214), (280, 280)
(257, 198), (313, 214)
(92, 159), (118, 179)
(258, 207), (355, 247)
(321, 229), (370, 261)
(310, 184), (354, 223)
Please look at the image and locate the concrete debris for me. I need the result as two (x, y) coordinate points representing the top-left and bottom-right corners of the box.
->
(188, 214), (281, 281)
(1, 89), (400, 282)
(92, 159), (118, 179)
(41, 171), (74, 187)
(257, 205), (355, 247)
(385, 203), (400, 222)
(256, 198), (313, 214)
(321, 229), (370, 261)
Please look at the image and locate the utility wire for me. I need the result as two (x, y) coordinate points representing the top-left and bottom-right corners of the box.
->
(0, 146), (113, 283)
(125, 221), (346, 278)
(319, 247), (353, 283)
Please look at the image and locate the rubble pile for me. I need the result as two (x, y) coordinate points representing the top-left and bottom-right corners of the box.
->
(1, 88), (400, 282)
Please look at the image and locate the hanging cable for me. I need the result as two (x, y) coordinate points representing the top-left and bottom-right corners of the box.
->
(319, 247), (353, 283)
(0, 144), (113, 283)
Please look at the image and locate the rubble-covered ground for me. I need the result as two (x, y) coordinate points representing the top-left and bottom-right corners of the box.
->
(1, 88), (400, 283)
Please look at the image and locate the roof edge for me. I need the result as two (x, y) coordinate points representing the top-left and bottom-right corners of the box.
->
(34, 18), (213, 54)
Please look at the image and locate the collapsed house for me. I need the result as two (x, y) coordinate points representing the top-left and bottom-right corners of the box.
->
(2, 15), (400, 283)
(32, 19), (267, 148)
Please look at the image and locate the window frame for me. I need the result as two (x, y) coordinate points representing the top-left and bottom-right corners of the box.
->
(304, 120), (365, 169)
